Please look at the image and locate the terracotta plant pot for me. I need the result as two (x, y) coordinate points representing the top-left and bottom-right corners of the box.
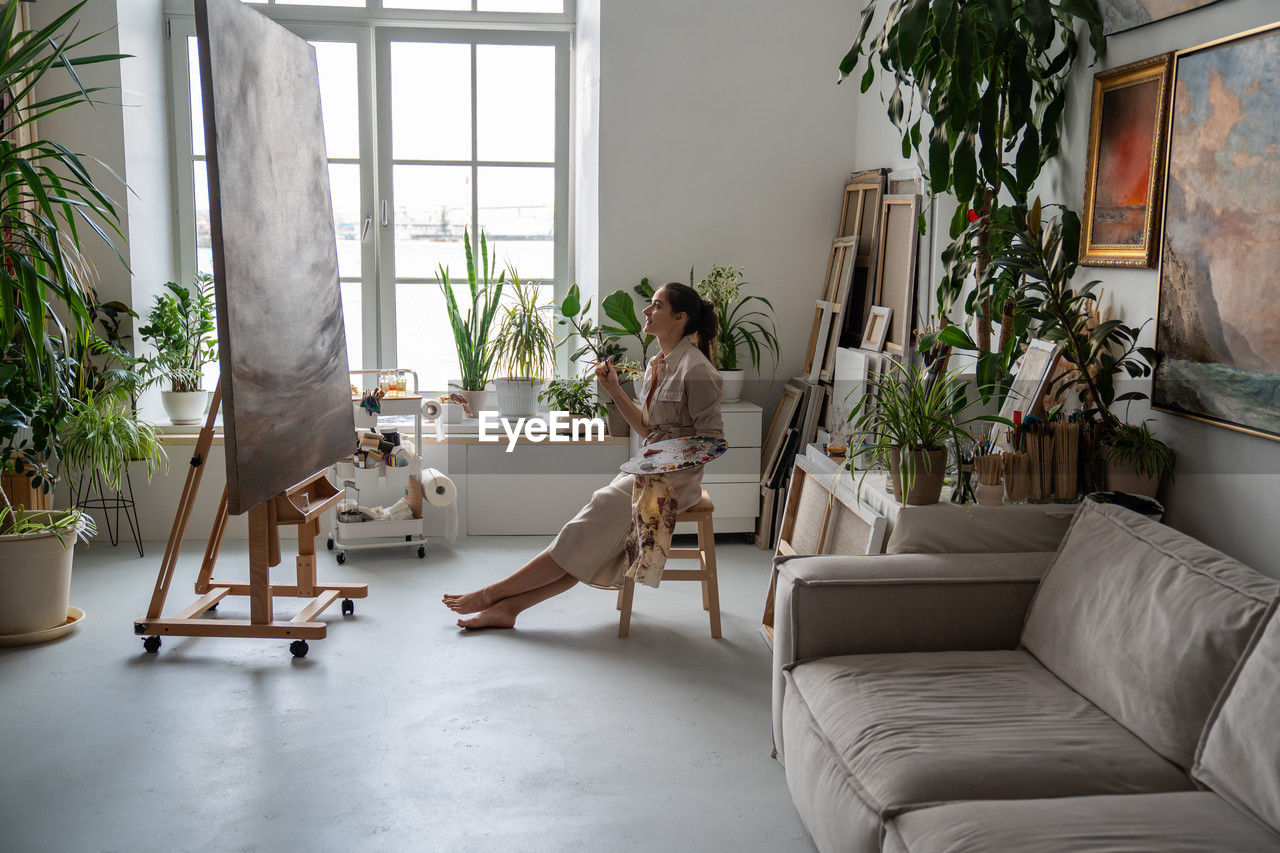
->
(1106, 461), (1160, 499)
(0, 512), (81, 637)
(888, 447), (948, 505)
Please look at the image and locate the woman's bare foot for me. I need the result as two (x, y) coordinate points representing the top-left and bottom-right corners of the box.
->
(442, 587), (495, 614)
(457, 604), (517, 630)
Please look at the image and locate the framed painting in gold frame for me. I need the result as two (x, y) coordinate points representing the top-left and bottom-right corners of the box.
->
(1081, 53), (1173, 268)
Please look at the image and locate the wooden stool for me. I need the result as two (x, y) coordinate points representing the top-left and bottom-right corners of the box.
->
(617, 490), (721, 638)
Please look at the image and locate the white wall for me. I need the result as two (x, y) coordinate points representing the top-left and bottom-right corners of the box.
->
(829, 1), (1280, 577)
(1044, 0), (1280, 577)
(595, 0), (859, 397)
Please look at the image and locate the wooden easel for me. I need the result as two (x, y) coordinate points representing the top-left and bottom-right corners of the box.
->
(134, 381), (367, 657)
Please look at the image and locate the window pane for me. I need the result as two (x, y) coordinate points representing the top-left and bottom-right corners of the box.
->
(393, 165), (472, 279)
(384, 0), (470, 9)
(187, 37), (204, 157)
(477, 44), (555, 162)
(194, 160), (213, 276)
(329, 163), (361, 278)
(477, 166), (553, 280)
(392, 42), (471, 161)
(396, 284), (462, 391)
(311, 41), (359, 159)
(341, 281), (363, 371)
(478, 0), (564, 14)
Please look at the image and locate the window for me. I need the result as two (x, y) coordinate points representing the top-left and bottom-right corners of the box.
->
(167, 3), (570, 392)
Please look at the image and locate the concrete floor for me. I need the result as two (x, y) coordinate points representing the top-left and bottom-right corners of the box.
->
(0, 534), (815, 852)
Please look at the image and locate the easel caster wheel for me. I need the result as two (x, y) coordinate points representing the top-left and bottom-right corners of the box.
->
(417, 545), (426, 558)
(326, 537), (334, 551)
(336, 552), (346, 564)
(341, 598), (355, 616)
(207, 601), (218, 611)
(290, 640), (309, 658)
(143, 636), (161, 653)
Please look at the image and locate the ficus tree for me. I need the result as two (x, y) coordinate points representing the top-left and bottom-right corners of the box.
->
(838, 0), (1105, 350)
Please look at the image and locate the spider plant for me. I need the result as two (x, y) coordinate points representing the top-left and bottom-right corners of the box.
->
(440, 228), (504, 392)
(0, 504), (95, 545)
(1106, 420), (1174, 482)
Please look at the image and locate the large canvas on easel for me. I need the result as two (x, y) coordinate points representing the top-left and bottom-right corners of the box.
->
(197, 0), (354, 515)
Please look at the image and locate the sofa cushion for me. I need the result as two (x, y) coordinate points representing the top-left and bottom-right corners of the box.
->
(884, 792), (1280, 853)
(786, 650), (1192, 818)
(1195, 600), (1280, 833)
(1021, 501), (1277, 768)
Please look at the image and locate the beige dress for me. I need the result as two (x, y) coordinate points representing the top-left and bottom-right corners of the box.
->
(543, 335), (724, 589)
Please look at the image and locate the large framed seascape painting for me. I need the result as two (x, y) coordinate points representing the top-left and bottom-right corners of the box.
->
(1099, 1), (1223, 36)
(1154, 23), (1280, 441)
(1082, 54), (1173, 268)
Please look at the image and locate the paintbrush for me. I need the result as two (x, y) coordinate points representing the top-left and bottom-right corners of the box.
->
(589, 360), (644, 373)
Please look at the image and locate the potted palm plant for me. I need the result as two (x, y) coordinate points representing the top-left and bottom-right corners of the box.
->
(848, 361), (997, 506)
(440, 228), (504, 418)
(491, 269), (557, 417)
(693, 263), (779, 402)
(0, 0), (126, 640)
(137, 273), (218, 424)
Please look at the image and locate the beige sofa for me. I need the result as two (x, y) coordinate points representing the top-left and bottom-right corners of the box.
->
(771, 500), (1280, 852)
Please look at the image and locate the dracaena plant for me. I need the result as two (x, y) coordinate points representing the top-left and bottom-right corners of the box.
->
(839, 0), (1105, 348)
(491, 268), (557, 380)
(440, 228), (505, 392)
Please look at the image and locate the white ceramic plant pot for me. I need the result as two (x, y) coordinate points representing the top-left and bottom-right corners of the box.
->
(493, 378), (543, 418)
(161, 390), (209, 425)
(719, 369), (745, 403)
(0, 512), (80, 637)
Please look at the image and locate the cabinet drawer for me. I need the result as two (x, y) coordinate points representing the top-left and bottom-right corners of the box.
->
(699, 482), (760, 518)
(723, 411), (760, 448)
(701, 448), (760, 483)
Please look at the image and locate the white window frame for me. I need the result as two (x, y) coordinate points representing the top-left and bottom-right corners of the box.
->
(163, 0), (573, 381)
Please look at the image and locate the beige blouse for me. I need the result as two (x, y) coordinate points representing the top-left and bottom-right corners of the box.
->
(636, 334), (724, 445)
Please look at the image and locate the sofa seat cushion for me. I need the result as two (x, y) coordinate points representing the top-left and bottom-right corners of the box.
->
(884, 792), (1280, 852)
(787, 650), (1193, 817)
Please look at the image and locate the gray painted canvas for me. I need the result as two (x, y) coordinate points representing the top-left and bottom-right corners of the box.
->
(1154, 25), (1280, 440)
(1099, 0), (1223, 35)
(197, 0), (354, 514)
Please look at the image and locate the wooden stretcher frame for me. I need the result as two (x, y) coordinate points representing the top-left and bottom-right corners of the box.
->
(838, 168), (886, 269)
(134, 380), (367, 652)
(804, 235), (859, 382)
(760, 452), (888, 644)
(873, 194), (922, 355)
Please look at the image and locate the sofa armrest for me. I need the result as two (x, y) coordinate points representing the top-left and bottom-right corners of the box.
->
(770, 551), (1054, 764)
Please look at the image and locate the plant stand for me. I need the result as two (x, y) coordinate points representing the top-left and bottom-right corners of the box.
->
(72, 467), (143, 558)
(134, 381), (367, 657)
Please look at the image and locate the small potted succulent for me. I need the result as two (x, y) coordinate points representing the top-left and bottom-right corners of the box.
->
(137, 273), (218, 425)
(491, 269), (557, 417)
(693, 263), (779, 402)
(440, 228), (504, 419)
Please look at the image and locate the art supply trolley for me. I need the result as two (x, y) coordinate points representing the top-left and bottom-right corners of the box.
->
(328, 369), (438, 562)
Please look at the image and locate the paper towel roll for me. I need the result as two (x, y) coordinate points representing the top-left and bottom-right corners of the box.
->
(420, 468), (457, 508)
(422, 398), (442, 419)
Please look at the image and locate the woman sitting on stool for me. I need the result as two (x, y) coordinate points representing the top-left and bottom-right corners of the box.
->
(442, 281), (724, 629)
